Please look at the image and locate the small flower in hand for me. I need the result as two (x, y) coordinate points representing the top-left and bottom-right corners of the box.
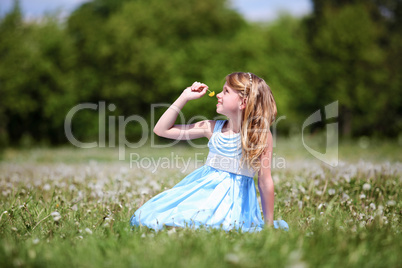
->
(192, 81), (214, 97)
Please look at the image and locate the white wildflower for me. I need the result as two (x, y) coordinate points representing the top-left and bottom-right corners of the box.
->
(167, 228), (177, 236)
(85, 228), (92, 235)
(387, 200), (396, 207)
(360, 194), (366, 199)
(140, 187), (150, 195)
(51, 211), (61, 222)
(369, 203), (376, 210)
(32, 238), (40, 245)
(342, 174), (351, 183)
(224, 253), (240, 264)
(43, 184), (51, 191)
(328, 189), (336, 195)
(120, 167), (128, 174)
(315, 190), (323, 196)
(362, 183), (371, 191)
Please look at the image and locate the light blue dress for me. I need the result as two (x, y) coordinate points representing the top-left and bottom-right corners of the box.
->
(130, 120), (289, 232)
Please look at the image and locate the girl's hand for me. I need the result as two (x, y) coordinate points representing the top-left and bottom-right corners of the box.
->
(181, 82), (208, 101)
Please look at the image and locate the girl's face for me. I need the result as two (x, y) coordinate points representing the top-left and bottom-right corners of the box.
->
(216, 82), (242, 117)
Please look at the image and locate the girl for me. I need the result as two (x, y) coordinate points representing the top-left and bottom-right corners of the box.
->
(130, 72), (288, 232)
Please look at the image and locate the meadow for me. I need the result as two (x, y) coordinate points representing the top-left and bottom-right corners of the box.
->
(0, 137), (401, 267)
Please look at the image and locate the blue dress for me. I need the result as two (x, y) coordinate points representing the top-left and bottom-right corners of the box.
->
(130, 120), (289, 232)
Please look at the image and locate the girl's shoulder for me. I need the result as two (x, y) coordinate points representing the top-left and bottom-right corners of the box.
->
(204, 120), (226, 139)
(202, 120), (218, 139)
(211, 120), (227, 133)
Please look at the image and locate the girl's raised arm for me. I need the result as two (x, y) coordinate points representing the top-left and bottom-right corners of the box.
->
(153, 82), (215, 140)
(257, 131), (275, 226)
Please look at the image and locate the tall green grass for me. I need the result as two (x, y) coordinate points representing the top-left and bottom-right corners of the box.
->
(0, 139), (401, 267)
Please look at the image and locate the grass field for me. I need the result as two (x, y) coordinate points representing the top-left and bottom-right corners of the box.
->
(0, 137), (401, 267)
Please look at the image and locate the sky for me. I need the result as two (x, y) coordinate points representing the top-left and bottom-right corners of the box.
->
(0, 0), (312, 22)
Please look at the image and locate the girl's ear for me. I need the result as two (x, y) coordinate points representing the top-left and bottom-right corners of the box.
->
(239, 97), (247, 110)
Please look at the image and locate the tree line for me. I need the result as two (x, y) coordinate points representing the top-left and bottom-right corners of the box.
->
(0, 0), (401, 148)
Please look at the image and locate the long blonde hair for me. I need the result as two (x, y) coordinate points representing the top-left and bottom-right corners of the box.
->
(225, 72), (277, 172)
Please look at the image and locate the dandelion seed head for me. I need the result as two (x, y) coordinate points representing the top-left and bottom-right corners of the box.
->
(362, 183), (371, 191)
(387, 200), (396, 207)
(43, 184), (51, 191)
(224, 253), (240, 264)
(315, 190), (323, 196)
(51, 211), (61, 221)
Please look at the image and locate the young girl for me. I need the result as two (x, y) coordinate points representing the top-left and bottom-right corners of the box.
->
(130, 72), (288, 232)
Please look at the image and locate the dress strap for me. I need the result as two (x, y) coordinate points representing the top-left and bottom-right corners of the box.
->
(213, 120), (226, 133)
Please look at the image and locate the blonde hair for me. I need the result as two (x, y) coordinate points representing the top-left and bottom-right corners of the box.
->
(225, 72), (277, 172)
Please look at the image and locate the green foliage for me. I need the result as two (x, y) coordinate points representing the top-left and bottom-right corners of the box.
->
(0, 0), (401, 146)
(0, 5), (77, 145)
(308, 0), (402, 137)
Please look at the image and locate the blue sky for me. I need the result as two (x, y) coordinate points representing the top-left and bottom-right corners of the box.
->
(0, 0), (312, 21)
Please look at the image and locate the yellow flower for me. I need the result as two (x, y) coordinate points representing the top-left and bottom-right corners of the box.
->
(208, 91), (215, 97)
